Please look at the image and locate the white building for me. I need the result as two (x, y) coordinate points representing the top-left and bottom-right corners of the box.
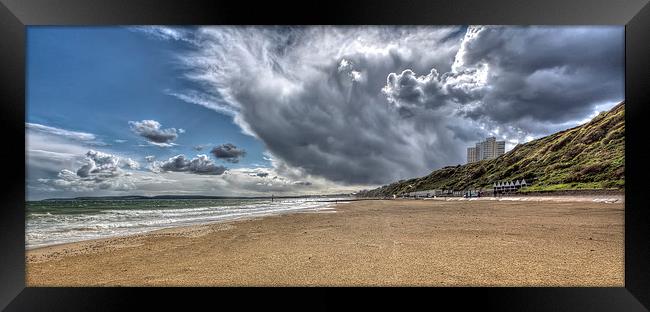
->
(467, 147), (478, 163)
(493, 179), (528, 193)
(467, 137), (506, 164)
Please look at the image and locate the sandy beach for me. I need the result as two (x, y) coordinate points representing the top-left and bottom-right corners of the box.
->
(26, 196), (624, 286)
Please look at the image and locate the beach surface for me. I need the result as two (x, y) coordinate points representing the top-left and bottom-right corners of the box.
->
(26, 196), (624, 286)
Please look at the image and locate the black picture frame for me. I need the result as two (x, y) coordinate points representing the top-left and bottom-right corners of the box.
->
(1, 0), (649, 310)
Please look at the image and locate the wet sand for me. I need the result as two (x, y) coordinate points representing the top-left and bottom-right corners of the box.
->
(26, 197), (624, 286)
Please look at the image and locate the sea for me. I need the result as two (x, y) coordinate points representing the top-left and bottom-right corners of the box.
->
(26, 197), (346, 249)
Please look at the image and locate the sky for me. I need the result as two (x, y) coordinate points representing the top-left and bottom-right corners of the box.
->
(26, 26), (624, 200)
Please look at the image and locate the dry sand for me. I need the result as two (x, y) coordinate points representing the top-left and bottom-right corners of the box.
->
(26, 197), (624, 286)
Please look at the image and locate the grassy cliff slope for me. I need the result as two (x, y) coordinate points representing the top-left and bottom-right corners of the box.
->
(359, 102), (624, 197)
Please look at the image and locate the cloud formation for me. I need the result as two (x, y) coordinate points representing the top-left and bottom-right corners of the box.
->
(210, 143), (247, 163)
(26, 123), (111, 192)
(150, 154), (227, 175)
(38, 150), (141, 192)
(129, 120), (182, 147)
(75, 150), (139, 177)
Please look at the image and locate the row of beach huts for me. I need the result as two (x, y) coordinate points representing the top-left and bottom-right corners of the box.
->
(493, 179), (529, 192)
(397, 179), (530, 199)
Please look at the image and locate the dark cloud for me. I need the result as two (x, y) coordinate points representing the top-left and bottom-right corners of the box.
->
(231, 58), (462, 184)
(153, 154), (227, 175)
(210, 143), (247, 163)
(445, 124), (483, 142)
(129, 120), (181, 146)
(454, 26), (624, 125)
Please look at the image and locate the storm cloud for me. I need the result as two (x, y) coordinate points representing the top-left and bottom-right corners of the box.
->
(450, 26), (624, 126)
(210, 143), (247, 163)
(129, 120), (182, 146)
(141, 26), (623, 185)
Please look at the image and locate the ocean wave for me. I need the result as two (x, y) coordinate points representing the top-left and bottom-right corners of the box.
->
(26, 198), (342, 248)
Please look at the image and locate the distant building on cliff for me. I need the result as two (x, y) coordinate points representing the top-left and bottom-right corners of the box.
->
(467, 137), (506, 163)
(467, 146), (478, 164)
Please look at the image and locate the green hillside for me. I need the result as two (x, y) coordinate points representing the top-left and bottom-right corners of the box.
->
(359, 102), (624, 197)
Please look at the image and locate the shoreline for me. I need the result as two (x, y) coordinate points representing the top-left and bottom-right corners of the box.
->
(26, 194), (623, 251)
(27, 197), (624, 286)
(26, 204), (340, 252)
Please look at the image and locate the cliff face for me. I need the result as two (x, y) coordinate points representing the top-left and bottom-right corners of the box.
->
(359, 102), (624, 197)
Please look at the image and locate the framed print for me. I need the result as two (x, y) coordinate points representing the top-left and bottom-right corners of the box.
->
(1, 0), (649, 310)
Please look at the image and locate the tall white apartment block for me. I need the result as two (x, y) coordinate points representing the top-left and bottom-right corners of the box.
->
(467, 137), (506, 163)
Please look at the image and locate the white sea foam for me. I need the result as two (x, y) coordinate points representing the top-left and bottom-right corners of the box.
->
(26, 198), (343, 249)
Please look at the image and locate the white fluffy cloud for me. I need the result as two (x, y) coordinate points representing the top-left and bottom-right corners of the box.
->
(38, 150), (141, 192)
(27, 123), (104, 192)
(76, 150), (139, 176)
